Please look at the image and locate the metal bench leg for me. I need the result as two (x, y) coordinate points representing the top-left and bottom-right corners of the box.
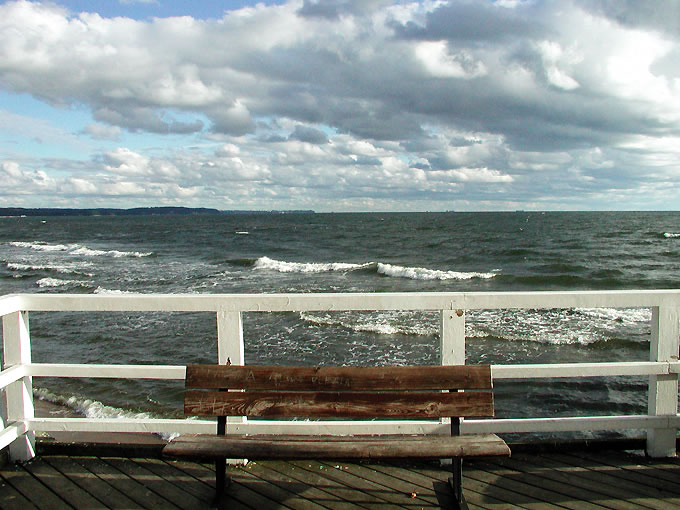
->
(213, 457), (232, 509)
(212, 416), (229, 509)
(449, 416), (469, 509)
(449, 458), (469, 510)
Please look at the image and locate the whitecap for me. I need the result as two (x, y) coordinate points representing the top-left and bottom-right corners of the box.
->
(254, 256), (370, 273)
(9, 241), (77, 251)
(9, 240), (152, 258)
(32, 387), (179, 440)
(70, 247), (152, 258)
(36, 277), (89, 288)
(7, 262), (93, 276)
(664, 232), (680, 238)
(93, 287), (134, 295)
(377, 262), (496, 280)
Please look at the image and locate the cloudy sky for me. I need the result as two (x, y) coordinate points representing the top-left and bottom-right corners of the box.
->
(1, 0), (679, 212)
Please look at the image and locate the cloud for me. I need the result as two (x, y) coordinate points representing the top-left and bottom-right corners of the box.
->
(0, 0), (679, 210)
(83, 123), (122, 141)
(289, 125), (329, 144)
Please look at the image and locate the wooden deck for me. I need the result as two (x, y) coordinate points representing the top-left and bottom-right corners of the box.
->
(1, 448), (680, 509)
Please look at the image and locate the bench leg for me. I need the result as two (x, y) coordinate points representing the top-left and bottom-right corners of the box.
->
(213, 457), (231, 508)
(213, 416), (229, 509)
(448, 458), (469, 510)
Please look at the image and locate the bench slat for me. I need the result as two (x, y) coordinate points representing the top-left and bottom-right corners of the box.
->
(184, 390), (494, 418)
(186, 365), (492, 390)
(164, 433), (510, 460)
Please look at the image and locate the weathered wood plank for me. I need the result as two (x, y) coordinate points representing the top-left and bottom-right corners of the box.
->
(127, 458), (216, 504)
(71, 456), (180, 510)
(103, 456), (203, 510)
(370, 462), (520, 510)
(163, 459), (253, 509)
(461, 462), (569, 510)
(475, 456), (623, 510)
(408, 460), (539, 509)
(319, 460), (441, 507)
(184, 390), (494, 418)
(288, 460), (414, 509)
(568, 450), (680, 495)
(187, 364), (493, 390)
(542, 453), (680, 508)
(0, 476), (40, 510)
(24, 457), (105, 509)
(246, 461), (361, 510)
(502, 454), (668, 510)
(164, 434), (510, 460)
(43, 455), (140, 510)
(0, 463), (68, 510)
(223, 461), (330, 510)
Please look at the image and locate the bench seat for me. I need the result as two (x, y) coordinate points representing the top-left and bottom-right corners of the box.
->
(164, 432), (510, 460)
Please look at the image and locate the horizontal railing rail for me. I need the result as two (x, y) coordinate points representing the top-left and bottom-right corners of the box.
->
(1, 290), (678, 461)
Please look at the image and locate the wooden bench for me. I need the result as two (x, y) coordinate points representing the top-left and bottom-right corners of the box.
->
(164, 364), (510, 509)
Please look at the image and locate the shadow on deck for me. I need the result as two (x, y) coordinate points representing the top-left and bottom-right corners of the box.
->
(1, 445), (680, 509)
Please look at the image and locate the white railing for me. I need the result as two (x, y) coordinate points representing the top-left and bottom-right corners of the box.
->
(1, 290), (678, 461)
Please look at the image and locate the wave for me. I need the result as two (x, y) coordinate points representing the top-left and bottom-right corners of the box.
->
(10, 241), (77, 252)
(664, 232), (680, 238)
(9, 241), (152, 258)
(93, 287), (135, 294)
(251, 256), (497, 280)
(300, 307), (650, 347)
(6, 261), (93, 276)
(254, 256), (372, 273)
(300, 311), (438, 337)
(36, 277), (91, 289)
(377, 263), (497, 280)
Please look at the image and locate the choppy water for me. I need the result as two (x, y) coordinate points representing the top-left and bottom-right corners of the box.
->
(1, 211), (679, 439)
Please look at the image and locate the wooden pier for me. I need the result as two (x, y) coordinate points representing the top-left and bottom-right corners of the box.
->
(1, 448), (680, 509)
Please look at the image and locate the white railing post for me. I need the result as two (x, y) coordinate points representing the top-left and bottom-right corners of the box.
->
(647, 303), (679, 457)
(216, 309), (245, 366)
(440, 309), (466, 439)
(440, 309), (466, 365)
(216, 308), (247, 464)
(1, 311), (35, 461)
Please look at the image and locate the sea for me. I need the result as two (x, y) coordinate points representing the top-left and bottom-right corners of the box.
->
(1, 211), (679, 440)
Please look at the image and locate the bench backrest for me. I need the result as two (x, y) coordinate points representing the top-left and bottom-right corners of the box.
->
(184, 365), (494, 419)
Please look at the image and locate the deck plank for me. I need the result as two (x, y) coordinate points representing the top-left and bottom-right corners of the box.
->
(70, 456), (180, 510)
(43, 455), (140, 510)
(103, 456), (204, 510)
(24, 457), (105, 509)
(0, 461), (69, 510)
(1, 449), (680, 509)
(263, 459), (392, 510)
(542, 453), (680, 509)
(289, 459), (412, 509)
(318, 460), (443, 508)
(0, 475), (40, 510)
(482, 454), (637, 510)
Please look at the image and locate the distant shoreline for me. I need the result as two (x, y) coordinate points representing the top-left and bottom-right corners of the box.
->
(0, 207), (315, 217)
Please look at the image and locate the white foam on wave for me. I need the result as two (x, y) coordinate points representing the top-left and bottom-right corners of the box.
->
(10, 241), (76, 251)
(32, 387), (179, 440)
(664, 232), (680, 238)
(94, 287), (134, 294)
(300, 311), (437, 337)
(9, 240), (152, 258)
(377, 263), (497, 281)
(70, 246), (152, 258)
(36, 277), (90, 288)
(575, 307), (651, 325)
(7, 262), (93, 276)
(254, 256), (370, 273)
